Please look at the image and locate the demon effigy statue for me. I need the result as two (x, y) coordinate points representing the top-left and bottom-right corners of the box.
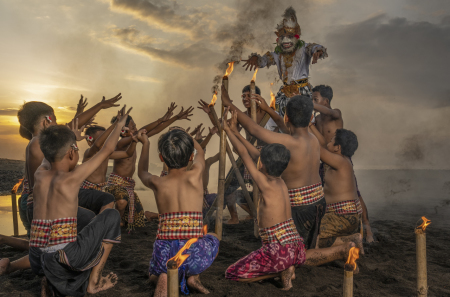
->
(243, 7), (328, 117)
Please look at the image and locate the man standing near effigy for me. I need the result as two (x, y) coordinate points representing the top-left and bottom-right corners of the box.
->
(242, 7), (327, 118)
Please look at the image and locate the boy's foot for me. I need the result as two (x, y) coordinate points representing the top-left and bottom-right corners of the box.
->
(41, 277), (54, 297)
(144, 211), (158, 221)
(0, 258), (10, 275)
(187, 275), (210, 294)
(224, 218), (239, 225)
(149, 274), (158, 285)
(280, 266), (295, 291)
(87, 272), (118, 294)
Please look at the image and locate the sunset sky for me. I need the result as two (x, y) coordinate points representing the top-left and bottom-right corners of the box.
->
(0, 0), (449, 169)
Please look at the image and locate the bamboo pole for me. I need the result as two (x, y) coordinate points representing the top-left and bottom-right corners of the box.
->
(415, 228), (428, 296)
(167, 260), (179, 297)
(250, 80), (260, 238)
(343, 269), (353, 297)
(10, 191), (19, 236)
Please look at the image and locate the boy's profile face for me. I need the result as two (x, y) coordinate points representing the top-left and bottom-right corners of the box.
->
(86, 130), (103, 147)
(126, 119), (137, 136)
(312, 91), (328, 106)
(327, 134), (339, 153)
(241, 91), (252, 108)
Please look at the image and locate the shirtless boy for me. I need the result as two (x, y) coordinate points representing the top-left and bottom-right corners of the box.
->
(221, 86), (358, 265)
(312, 85), (374, 242)
(137, 129), (219, 297)
(223, 109), (304, 290)
(28, 107), (130, 296)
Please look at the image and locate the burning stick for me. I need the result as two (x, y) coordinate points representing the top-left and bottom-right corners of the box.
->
(415, 216), (431, 296)
(11, 178), (23, 236)
(250, 69), (260, 238)
(343, 247), (360, 297)
(167, 238), (199, 297)
(269, 83), (276, 109)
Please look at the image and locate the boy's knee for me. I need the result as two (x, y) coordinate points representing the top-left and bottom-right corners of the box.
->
(115, 199), (127, 209)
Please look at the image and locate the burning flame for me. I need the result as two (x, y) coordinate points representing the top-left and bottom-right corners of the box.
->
(203, 224), (208, 235)
(345, 247), (360, 271)
(224, 62), (234, 77)
(209, 91), (218, 107)
(167, 238), (199, 268)
(251, 68), (259, 82)
(11, 178), (24, 194)
(269, 83), (276, 109)
(417, 216), (431, 231)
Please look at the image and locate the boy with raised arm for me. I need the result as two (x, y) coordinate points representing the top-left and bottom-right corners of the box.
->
(223, 108), (304, 290)
(137, 129), (219, 297)
(28, 107), (131, 297)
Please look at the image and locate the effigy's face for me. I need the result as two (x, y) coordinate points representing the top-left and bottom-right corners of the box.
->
(278, 34), (297, 53)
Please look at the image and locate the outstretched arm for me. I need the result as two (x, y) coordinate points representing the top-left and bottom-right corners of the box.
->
(109, 132), (141, 159)
(228, 112), (260, 160)
(69, 93), (122, 128)
(137, 131), (158, 190)
(190, 136), (205, 174)
(197, 100), (217, 128)
(313, 103), (341, 119)
(201, 126), (217, 150)
(147, 106), (194, 137)
(309, 123), (327, 147)
(139, 102), (178, 132)
(253, 94), (289, 134)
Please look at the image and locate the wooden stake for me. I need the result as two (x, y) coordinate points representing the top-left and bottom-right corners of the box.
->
(250, 80), (260, 238)
(343, 269), (353, 297)
(415, 228), (428, 296)
(10, 191), (19, 236)
(167, 260), (179, 297)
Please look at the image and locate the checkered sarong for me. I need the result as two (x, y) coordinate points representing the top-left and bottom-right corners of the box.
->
(326, 198), (363, 215)
(156, 212), (203, 240)
(106, 173), (136, 225)
(30, 217), (77, 248)
(160, 171), (168, 177)
(80, 180), (107, 191)
(288, 183), (325, 206)
(259, 218), (302, 246)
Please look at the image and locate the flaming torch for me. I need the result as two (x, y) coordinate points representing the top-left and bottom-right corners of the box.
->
(269, 83), (276, 110)
(343, 247), (360, 297)
(415, 216), (431, 296)
(11, 178), (23, 236)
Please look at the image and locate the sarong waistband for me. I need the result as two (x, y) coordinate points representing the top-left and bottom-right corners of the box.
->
(259, 218), (302, 246)
(30, 217), (77, 248)
(81, 179), (106, 191)
(160, 170), (168, 177)
(281, 78), (309, 97)
(157, 211), (203, 240)
(22, 179), (31, 195)
(107, 172), (136, 225)
(288, 183), (324, 206)
(326, 198), (363, 215)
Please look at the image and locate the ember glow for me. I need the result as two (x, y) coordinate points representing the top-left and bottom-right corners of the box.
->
(11, 178), (24, 194)
(209, 91), (218, 107)
(345, 247), (360, 271)
(167, 238), (199, 268)
(224, 62), (235, 78)
(269, 83), (276, 109)
(418, 216), (431, 231)
(251, 68), (258, 82)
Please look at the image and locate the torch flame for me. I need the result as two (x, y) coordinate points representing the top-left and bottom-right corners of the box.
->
(251, 68), (259, 82)
(345, 247), (360, 271)
(209, 91), (218, 107)
(269, 83), (276, 109)
(167, 238), (199, 268)
(11, 178), (24, 194)
(417, 216), (431, 231)
(202, 224), (208, 235)
(224, 62), (234, 77)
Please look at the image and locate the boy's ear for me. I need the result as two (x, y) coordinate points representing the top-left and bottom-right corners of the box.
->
(68, 149), (74, 161)
(284, 113), (289, 123)
(159, 153), (164, 163)
(325, 98), (330, 105)
(189, 152), (194, 162)
(334, 144), (341, 154)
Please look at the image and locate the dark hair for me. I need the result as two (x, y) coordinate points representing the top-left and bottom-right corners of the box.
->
(285, 95), (313, 128)
(242, 85), (261, 95)
(158, 130), (194, 169)
(260, 144), (291, 177)
(111, 115), (133, 126)
(85, 125), (106, 137)
(312, 85), (333, 103)
(39, 125), (76, 163)
(334, 129), (358, 158)
(17, 102), (54, 140)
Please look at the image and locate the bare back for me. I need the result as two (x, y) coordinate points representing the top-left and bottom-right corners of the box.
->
(257, 177), (291, 228)
(26, 137), (45, 188)
(83, 149), (110, 184)
(316, 112), (343, 144)
(323, 158), (358, 205)
(112, 150), (136, 178)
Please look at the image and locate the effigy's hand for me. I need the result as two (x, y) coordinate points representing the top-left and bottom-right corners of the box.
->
(242, 56), (258, 71)
(312, 50), (323, 64)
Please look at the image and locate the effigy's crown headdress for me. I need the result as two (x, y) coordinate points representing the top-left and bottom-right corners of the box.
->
(275, 7), (301, 37)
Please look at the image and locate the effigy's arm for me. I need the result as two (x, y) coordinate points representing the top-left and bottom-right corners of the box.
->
(305, 43), (328, 60)
(251, 51), (277, 69)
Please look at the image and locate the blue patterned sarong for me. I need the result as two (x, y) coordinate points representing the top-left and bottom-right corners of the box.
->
(149, 234), (219, 295)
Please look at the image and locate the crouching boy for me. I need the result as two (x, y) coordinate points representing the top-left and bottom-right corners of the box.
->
(223, 109), (305, 290)
(137, 129), (219, 296)
(28, 108), (130, 296)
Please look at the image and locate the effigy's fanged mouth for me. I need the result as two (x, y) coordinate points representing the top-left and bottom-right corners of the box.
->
(282, 42), (293, 48)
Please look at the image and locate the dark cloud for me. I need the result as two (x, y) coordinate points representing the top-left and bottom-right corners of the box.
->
(325, 14), (450, 108)
(0, 108), (18, 116)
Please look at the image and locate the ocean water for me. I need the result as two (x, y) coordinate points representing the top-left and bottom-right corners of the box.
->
(1, 170), (449, 236)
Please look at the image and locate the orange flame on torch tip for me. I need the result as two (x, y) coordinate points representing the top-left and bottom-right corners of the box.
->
(209, 91), (218, 107)
(345, 247), (360, 271)
(167, 238), (199, 268)
(202, 224), (208, 235)
(270, 83), (276, 109)
(251, 68), (258, 82)
(418, 216), (431, 231)
(224, 62), (234, 77)
(11, 178), (24, 194)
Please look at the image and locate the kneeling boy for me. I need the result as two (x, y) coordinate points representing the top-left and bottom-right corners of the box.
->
(28, 108), (129, 296)
(223, 109), (305, 290)
(137, 129), (219, 296)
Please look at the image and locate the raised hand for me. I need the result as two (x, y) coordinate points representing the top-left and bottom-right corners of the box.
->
(177, 106), (194, 121)
(195, 127), (206, 141)
(229, 110), (239, 133)
(190, 123), (203, 136)
(100, 93), (122, 109)
(221, 85), (233, 107)
(222, 107), (230, 131)
(252, 94), (269, 111)
(161, 102), (177, 122)
(242, 55), (258, 71)
(76, 95), (88, 115)
(209, 126), (218, 135)
(84, 116), (97, 128)
(135, 129), (148, 143)
(117, 105), (132, 127)
(197, 100), (211, 114)
(312, 50), (323, 64)
(67, 118), (87, 141)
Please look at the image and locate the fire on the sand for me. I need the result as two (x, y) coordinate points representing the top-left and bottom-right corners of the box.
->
(11, 178), (23, 194)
